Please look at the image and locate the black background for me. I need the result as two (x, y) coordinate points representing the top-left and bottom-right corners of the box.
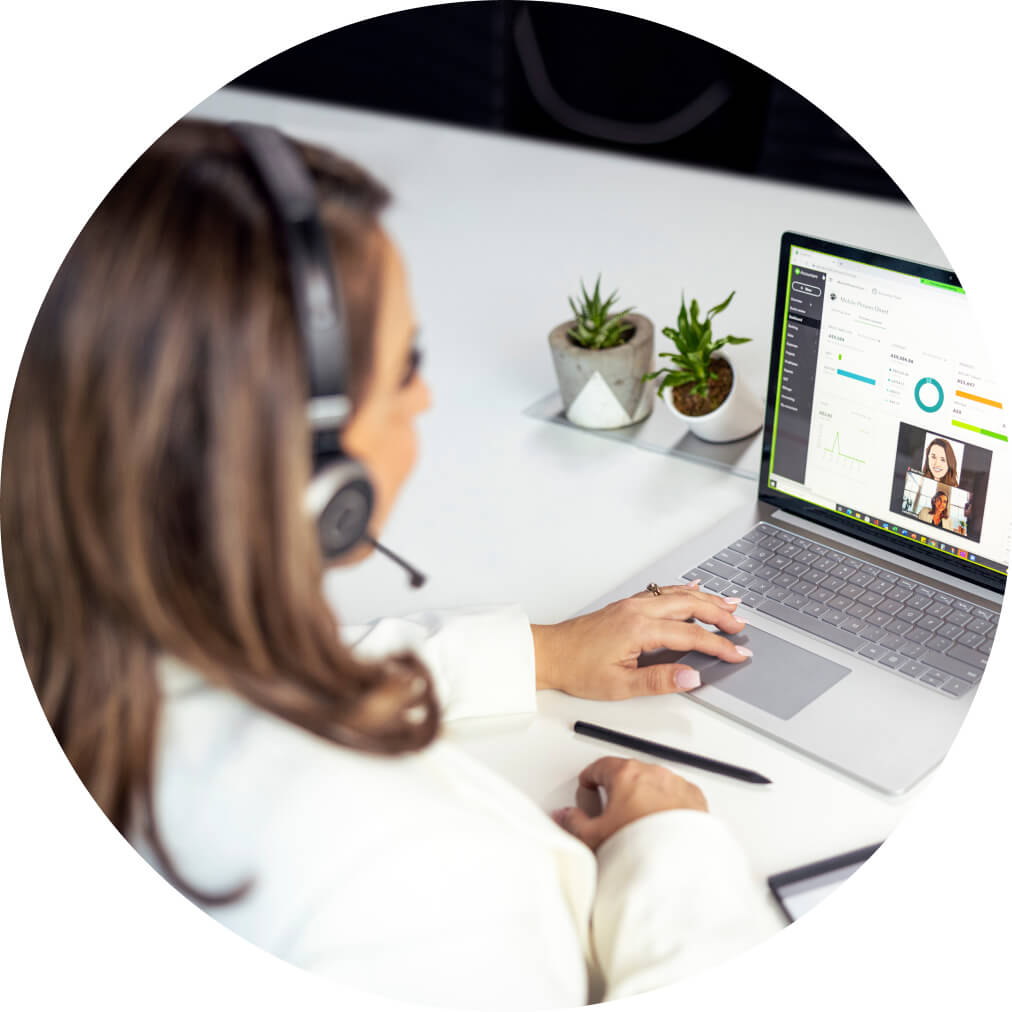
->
(233, 1), (904, 200)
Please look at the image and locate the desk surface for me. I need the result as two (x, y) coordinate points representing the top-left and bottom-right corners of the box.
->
(194, 86), (954, 929)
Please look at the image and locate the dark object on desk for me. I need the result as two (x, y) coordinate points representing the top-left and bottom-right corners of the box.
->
(768, 842), (882, 922)
(232, 1), (904, 200)
(573, 720), (772, 785)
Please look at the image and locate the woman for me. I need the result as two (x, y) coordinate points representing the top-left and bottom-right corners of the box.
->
(918, 487), (954, 530)
(922, 437), (960, 487)
(1, 120), (767, 1008)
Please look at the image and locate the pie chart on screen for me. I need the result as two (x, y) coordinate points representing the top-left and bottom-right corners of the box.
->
(914, 377), (944, 413)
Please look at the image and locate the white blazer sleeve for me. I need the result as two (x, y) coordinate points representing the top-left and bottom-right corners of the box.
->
(341, 605), (537, 722)
(591, 809), (772, 1000)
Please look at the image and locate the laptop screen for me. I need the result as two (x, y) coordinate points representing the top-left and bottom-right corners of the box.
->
(760, 233), (1008, 591)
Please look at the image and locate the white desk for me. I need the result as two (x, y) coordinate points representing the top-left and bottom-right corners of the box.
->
(194, 86), (954, 931)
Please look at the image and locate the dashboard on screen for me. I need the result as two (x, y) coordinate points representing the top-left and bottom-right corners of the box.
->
(760, 235), (1008, 591)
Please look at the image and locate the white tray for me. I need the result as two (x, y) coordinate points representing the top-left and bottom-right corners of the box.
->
(524, 391), (763, 481)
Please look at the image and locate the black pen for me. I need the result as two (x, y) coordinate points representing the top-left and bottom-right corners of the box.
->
(573, 721), (772, 785)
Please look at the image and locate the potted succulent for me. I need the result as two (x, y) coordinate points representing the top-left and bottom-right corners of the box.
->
(548, 277), (654, 429)
(644, 291), (763, 443)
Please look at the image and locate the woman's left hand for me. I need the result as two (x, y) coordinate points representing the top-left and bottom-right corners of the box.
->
(531, 582), (750, 699)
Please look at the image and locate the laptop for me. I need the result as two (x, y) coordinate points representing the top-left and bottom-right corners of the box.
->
(585, 232), (1008, 794)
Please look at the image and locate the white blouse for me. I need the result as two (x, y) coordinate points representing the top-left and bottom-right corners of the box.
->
(140, 606), (771, 1009)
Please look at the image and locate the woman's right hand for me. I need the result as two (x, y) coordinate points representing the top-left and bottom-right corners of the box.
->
(532, 581), (750, 700)
(552, 756), (707, 851)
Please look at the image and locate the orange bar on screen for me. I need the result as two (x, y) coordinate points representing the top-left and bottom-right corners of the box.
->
(955, 389), (1004, 409)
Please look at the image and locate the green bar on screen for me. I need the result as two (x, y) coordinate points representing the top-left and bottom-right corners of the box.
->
(952, 419), (1008, 442)
(920, 278), (965, 293)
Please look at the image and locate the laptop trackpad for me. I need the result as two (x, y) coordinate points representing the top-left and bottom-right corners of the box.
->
(673, 626), (851, 720)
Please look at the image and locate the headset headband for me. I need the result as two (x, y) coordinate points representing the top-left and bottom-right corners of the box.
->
(227, 121), (351, 430)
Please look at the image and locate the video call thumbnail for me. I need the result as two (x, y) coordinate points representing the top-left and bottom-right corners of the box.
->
(889, 424), (992, 543)
(900, 470), (971, 535)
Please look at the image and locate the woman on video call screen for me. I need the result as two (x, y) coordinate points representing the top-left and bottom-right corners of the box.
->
(891, 424), (992, 543)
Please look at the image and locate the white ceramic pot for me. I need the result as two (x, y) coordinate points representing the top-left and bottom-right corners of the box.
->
(662, 356), (763, 443)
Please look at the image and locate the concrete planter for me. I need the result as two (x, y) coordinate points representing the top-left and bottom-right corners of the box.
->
(661, 354), (763, 443)
(548, 313), (654, 429)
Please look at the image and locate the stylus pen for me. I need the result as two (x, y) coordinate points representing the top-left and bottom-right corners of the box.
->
(573, 721), (772, 785)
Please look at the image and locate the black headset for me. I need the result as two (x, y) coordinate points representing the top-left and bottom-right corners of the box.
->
(227, 122), (375, 561)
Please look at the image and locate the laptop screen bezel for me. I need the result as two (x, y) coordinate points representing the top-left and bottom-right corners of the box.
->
(759, 231), (1005, 594)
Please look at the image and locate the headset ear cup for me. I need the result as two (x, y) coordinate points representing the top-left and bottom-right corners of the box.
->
(307, 456), (375, 560)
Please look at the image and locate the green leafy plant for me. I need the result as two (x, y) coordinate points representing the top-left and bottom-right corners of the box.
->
(566, 276), (634, 350)
(644, 291), (750, 398)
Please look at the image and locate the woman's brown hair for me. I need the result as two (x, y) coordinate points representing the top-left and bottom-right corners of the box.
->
(930, 486), (951, 520)
(922, 437), (959, 487)
(0, 119), (439, 901)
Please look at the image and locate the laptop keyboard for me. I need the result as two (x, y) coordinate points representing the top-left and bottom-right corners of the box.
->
(683, 523), (998, 700)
